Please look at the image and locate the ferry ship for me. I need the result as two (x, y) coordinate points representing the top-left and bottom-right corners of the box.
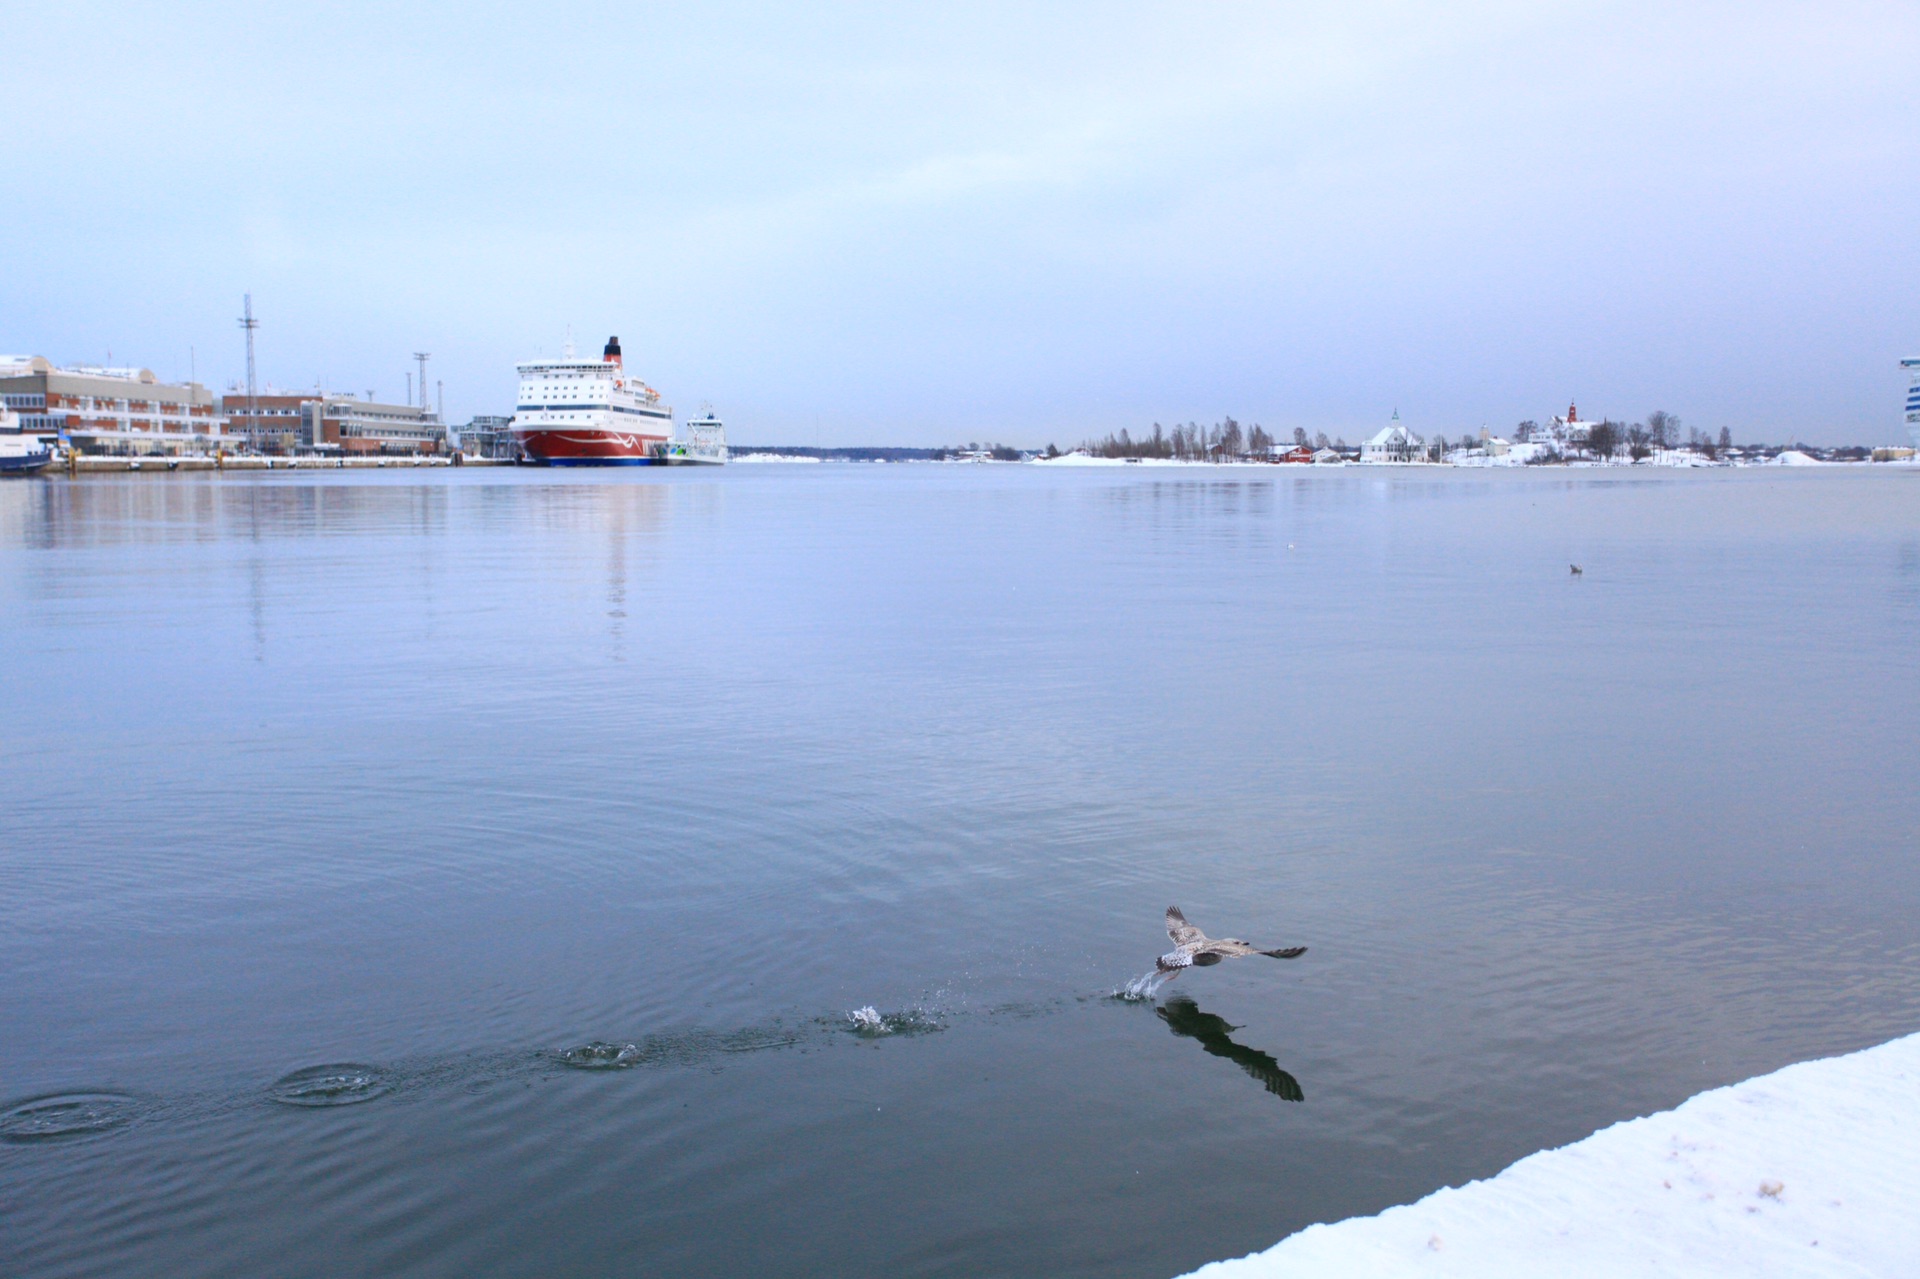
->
(511, 336), (672, 465)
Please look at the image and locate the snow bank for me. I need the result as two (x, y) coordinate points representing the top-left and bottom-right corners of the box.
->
(1180, 1030), (1920, 1279)
(1772, 450), (1823, 466)
(1032, 454), (1204, 467)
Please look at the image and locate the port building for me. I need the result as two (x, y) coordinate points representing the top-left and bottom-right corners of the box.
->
(304, 395), (444, 455)
(0, 356), (229, 454)
(217, 391), (446, 456)
(455, 415), (516, 459)
(221, 392), (314, 454)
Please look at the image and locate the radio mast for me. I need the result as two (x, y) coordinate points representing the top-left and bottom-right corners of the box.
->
(414, 353), (431, 418)
(238, 294), (260, 451)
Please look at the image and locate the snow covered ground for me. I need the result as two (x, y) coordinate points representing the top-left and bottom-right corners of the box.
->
(1180, 1030), (1920, 1278)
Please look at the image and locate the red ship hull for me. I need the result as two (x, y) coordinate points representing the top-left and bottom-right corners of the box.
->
(515, 428), (667, 466)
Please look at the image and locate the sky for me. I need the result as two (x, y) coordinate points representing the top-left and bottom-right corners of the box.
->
(5, 1), (1917, 446)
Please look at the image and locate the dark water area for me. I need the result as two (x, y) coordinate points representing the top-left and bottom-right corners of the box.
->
(3, 465), (1917, 1278)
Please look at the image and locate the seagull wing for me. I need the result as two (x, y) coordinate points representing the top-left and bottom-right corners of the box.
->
(1190, 939), (1308, 965)
(1166, 906), (1205, 946)
(1193, 939), (1260, 961)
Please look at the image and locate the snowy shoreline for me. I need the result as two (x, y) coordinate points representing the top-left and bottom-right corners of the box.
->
(1178, 1030), (1920, 1278)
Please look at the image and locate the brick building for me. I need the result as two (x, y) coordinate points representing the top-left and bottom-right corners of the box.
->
(215, 391), (446, 455)
(0, 356), (228, 454)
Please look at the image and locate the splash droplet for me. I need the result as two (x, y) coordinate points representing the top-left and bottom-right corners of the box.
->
(845, 1007), (944, 1037)
(557, 1042), (644, 1070)
(1114, 970), (1174, 1001)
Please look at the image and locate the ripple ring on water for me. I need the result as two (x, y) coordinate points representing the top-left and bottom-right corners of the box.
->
(267, 1064), (389, 1108)
(0, 1091), (142, 1143)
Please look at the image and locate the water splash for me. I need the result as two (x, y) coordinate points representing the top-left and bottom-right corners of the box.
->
(845, 1006), (945, 1037)
(1113, 970), (1174, 1002)
(0, 1092), (142, 1143)
(267, 1064), (389, 1107)
(556, 1042), (646, 1070)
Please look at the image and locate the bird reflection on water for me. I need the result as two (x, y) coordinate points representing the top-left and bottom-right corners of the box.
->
(1156, 995), (1305, 1102)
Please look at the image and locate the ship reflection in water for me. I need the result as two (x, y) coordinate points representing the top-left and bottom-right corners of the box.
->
(1157, 995), (1305, 1102)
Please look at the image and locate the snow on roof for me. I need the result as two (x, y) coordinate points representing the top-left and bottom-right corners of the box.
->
(1365, 424), (1420, 446)
(1178, 1029), (1920, 1278)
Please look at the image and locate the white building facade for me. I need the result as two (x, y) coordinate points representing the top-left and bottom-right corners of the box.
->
(1360, 410), (1424, 463)
(0, 356), (229, 454)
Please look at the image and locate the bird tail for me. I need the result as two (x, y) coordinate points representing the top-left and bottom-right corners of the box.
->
(1262, 946), (1308, 959)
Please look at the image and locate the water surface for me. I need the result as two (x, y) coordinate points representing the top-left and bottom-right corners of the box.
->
(3, 465), (1918, 1277)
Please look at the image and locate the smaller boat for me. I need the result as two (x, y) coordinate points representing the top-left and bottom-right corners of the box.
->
(663, 412), (728, 466)
(0, 408), (54, 476)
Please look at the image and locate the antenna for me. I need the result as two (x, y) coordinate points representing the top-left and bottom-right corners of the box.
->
(406, 372), (412, 405)
(436, 379), (443, 423)
(414, 353), (431, 415)
(237, 294), (260, 451)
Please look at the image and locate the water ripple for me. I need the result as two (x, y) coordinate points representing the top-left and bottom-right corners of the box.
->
(265, 1064), (389, 1108)
(0, 1091), (143, 1143)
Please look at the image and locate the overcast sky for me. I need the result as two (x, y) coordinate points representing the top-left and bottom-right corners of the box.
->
(6, 1), (1916, 445)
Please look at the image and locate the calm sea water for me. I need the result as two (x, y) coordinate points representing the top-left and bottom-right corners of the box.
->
(3, 465), (1918, 1278)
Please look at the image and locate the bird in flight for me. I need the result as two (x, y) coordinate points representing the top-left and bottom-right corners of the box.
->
(1157, 906), (1306, 978)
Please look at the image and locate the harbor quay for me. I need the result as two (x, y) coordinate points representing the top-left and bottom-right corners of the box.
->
(1, 354), (455, 460)
(2, 332), (727, 471)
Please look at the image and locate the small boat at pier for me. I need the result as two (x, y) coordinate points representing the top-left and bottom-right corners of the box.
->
(0, 408), (54, 475)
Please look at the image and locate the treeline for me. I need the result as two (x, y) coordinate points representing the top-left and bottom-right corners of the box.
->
(1509, 411), (1739, 462)
(1077, 420), (1350, 460)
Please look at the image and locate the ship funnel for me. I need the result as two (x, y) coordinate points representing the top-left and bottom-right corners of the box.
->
(604, 336), (622, 367)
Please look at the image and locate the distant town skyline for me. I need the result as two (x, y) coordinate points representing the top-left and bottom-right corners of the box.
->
(5, 1), (1917, 446)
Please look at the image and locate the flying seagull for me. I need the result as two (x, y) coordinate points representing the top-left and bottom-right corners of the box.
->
(1157, 906), (1306, 977)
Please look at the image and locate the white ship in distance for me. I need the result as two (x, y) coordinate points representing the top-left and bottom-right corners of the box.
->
(1904, 357), (1920, 449)
(665, 412), (727, 465)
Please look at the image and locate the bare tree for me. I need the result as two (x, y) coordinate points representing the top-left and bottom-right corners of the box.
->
(1219, 417), (1244, 459)
(1626, 422), (1651, 461)
(1293, 427), (1308, 446)
(1718, 426), (1732, 450)
(1647, 410), (1680, 449)
(1315, 432), (1330, 450)
(1587, 420), (1621, 460)
(1515, 420), (1538, 443)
